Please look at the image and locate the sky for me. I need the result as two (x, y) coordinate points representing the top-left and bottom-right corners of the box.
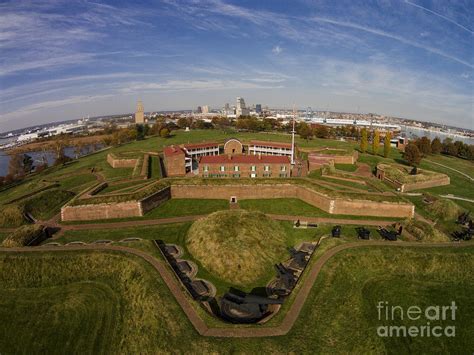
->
(0, 0), (473, 132)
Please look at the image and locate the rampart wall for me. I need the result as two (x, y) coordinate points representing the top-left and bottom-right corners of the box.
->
(107, 153), (138, 168)
(400, 176), (450, 192)
(62, 183), (414, 221)
(61, 201), (141, 221)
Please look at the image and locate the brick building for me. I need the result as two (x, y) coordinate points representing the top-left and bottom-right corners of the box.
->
(223, 138), (244, 155)
(199, 155), (291, 178)
(163, 145), (189, 176)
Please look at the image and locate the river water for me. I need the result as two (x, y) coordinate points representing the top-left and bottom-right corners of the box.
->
(401, 126), (474, 145)
(0, 138), (103, 177)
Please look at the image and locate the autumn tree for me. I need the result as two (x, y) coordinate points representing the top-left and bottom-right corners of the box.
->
(313, 125), (329, 139)
(372, 130), (380, 155)
(159, 128), (171, 138)
(22, 154), (34, 174)
(52, 138), (69, 163)
(416, 136), (431, 156)
(404, 143), (422, 166)
(360, 128), (368, 153)
(431, 137), (442, 154)
(8, 154), (24, 178)
(384, 131), (392, 158)
(297, 122), (313, 140)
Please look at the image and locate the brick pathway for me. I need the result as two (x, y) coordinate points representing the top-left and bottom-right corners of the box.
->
(1, 241), (470, 338)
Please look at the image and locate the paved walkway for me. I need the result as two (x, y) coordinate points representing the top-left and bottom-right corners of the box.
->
(1, 241), (471, 338)
(440, 194), (474, 203)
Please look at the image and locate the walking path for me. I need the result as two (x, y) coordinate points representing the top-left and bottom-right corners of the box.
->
(424, 159), (474, 182)
(267, 214), (394, 226)
(50, 214), (395, 236)
(1, 241), (471, 338)
(0, 213), (401, 236)
(440, 194), (474, 203)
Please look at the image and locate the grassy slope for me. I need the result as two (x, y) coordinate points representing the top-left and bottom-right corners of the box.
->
(1, 246), (472, 353)
(23, 189), (75, 220)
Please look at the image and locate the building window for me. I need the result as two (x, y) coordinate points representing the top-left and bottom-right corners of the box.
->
(203, 165), (209, 172)
(220, 166), (225, 172)
(251, 165), (256, 172)
(233, 173), (240, 178)
(281, 165), (286, 172)
(264, 165), (270, 172)
(279, 173), (287, 178)
(234, 165), (239, 172)
(250, 173), (257, 178)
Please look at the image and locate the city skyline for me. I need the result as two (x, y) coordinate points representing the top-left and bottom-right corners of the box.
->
(1, 0), (473, 131)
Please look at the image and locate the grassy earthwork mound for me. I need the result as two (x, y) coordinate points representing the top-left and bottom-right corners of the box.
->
(402, 219), (449, 242)
(426, 198), (463, 221)
(186, 210), (287, 286)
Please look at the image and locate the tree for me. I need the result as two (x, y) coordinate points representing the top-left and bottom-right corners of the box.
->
(297, 122), (313, 140)
(431, 137), (442, 154)
(159, 128), (171, 138)
(135, 124), (145, 140)
(383, 131), (391, 158)
(416, 136), (431, 156)
(177, 117), (190, 129)
(372, 130), (380, 155)
(8, 154), (23, 178)
(22, 154), (34, 174)
(52, 138), (68, 161)
(73, 143), (83, 159)
(313, 125), (329, 138)
(360, 128), (368, 153)
(442, 138), (458, 156)
(404, 143), (422, 166)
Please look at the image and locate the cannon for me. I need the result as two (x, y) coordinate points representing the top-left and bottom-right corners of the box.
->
(356, 227), (370, 240)
(332, 225), (341, 238)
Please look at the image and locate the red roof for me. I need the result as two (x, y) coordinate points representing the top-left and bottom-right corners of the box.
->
(250, 140), (292, 149)
(183, 142), (219, 149)
(163, 145), (185, 157)
(200, 155), (290, 164)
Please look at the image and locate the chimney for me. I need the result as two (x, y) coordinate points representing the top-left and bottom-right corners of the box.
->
(228, 154), (232, 160)
(258, 154), (261, 160)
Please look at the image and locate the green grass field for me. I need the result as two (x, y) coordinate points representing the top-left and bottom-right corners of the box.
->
(1, 245), (472, 353)
(145, 198), (229, 218)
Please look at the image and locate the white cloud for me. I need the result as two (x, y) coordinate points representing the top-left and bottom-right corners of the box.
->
(310, 16), (473, 69)
(272, 45), (283, 55)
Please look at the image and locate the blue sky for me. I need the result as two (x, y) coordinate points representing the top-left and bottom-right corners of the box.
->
(0, 0), (472, 131)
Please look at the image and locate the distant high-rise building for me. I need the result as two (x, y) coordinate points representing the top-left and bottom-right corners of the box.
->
(255, 104), (262, 114)
(202, 105), (210, 114)
(196, 106), (202, 114)
(236, 97), (249, 117)
(135, 100), (144, 124)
